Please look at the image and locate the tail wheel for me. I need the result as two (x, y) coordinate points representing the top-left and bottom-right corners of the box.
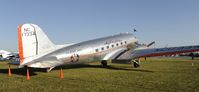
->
(46, 66), (55, 72)
(101, 60), (107, 67)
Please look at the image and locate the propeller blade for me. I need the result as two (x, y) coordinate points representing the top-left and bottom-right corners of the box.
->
(147, 41), (155, 47)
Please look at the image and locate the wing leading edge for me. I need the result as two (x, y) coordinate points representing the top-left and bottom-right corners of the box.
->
(118, 45), (199, 59)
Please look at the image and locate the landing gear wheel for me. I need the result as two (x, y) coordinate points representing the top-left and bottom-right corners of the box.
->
(46, 66), (55, 73)
(133, 59), (140, 68)
(101, 60), (107, 67)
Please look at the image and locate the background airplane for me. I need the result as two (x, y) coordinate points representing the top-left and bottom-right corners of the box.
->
(179, 52), (199, 60)
(0, 50), (18, 60)
(12, 24), (199, 72)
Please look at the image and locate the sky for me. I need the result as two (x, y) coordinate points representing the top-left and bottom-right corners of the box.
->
(0, 0), (198, 51)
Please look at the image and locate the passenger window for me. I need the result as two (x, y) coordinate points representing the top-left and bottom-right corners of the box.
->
(121, 42), (123, 45)
(107, 46), (109, 49)
(95, 49), (99, 52)
(116, 43), (119, 46)
(101, 47), (104, 50)
(112, 45), (114, 48)
(125, 41), (127, 44)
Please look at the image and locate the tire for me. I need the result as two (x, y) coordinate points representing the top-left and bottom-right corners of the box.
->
(133, 60), (140, 68)
(101, 60), (107, 67)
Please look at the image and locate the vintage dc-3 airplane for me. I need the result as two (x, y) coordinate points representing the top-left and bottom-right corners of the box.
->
(16, 24), (199, 73)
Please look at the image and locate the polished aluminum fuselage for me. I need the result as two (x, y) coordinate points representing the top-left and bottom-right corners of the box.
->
(27, 33), (137, 68)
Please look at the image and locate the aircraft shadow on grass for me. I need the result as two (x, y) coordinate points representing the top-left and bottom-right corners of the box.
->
(58, 64), (154, 72)
(0, 67), (38, 76)
(0, 64), (153, 76)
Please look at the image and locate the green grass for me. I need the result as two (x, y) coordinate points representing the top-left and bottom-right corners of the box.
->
(0, 58), (199, 92)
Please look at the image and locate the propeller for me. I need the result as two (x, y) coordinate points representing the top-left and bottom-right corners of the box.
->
(147, 41), (155, 47)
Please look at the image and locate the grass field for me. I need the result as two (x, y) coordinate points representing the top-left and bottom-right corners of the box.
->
(0, 57), (199, 92)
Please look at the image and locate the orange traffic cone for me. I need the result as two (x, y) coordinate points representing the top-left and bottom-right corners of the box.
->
(26, 68), (30, 80)
(8, 65), (11, 77)
(60, 66), (64, 79)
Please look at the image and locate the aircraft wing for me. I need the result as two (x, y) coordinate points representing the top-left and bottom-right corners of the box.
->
(102, 48), (127, 60)
(118, 45), (199, 59)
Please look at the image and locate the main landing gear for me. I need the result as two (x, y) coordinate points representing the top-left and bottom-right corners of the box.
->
(101, 60), (107, 67)
(132, 59), (140, 68)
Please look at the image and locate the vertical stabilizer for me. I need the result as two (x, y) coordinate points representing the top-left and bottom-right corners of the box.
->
(18, 24), (55, 64)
